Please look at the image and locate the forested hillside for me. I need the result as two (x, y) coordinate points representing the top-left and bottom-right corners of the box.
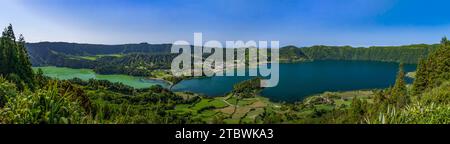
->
(93, 53), (178, 76)
(27, 42), (172, 56)
(279, 46), (310, 62)
(299, 44), (437, 64)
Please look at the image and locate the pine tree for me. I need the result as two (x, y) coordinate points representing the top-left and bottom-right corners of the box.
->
(35, 68), (48, 88)
(412, 59), (428, 95)
(373, 90), (386, 104)
(435, 37), (450, 81)
(390, 63), (408, 108)
(3, 24), (16, 40)
(17, 34), (35, 89)
(0, 36), (4, 75)
(0, 24), (35, 90)
(412, 37), (450, 95)
(349, 97), (365, 123)
(0, 25), (15, 75)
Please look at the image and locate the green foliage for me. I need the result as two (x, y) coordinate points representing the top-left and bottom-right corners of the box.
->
(347, 97), (367, 123)
(389, 63), (409, 108)
(0, 81), (88, 124)
(35, 68), (50, 88)
(163, 75), (185, 85)
(362, 38), (450, 124)
(0, 77), (17, 108)
(93, 53), (178, 76)
(279, 46), (309, 62)
(69, 78), (137, 95)
(0, 76), (195, 124)
(299, 44), (437, 64)
(365, 102), (450, 124)
(366, 96), (450, 124)
(420, 81), (450, 105)
(412, 38), (450, 94)
(412, 59), (428, 95)
(232, 77), (263, 99)
(0, 24), (35, 90)
(261, 108), (284, 124)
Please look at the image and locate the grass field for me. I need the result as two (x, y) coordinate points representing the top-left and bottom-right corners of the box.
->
(168, 91), (281, 124)
(78, 54), (124, 61)
(151, 70), (172, 79)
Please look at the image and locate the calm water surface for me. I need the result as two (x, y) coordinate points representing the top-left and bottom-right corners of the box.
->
(172, 60), (416, 102)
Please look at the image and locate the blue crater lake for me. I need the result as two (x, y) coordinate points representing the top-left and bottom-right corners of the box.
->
(171, 60), (416, 102)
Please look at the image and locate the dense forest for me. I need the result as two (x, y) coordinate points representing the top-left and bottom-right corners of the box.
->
(1, 25), (449, 124)
(0, 24), (35, 90)
(299, 44), (438, 64)
(93, 53), (178, 76)
(26, 42), (172, 56)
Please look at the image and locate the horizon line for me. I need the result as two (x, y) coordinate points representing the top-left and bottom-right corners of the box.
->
(25, 40), (440, 49)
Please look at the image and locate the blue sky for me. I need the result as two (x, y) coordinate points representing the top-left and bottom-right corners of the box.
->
(1, 0), (449, 46)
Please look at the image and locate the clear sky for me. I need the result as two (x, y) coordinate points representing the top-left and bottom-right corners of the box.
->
(1, 0), (449, 47)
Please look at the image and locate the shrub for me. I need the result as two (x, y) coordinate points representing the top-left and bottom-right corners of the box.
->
(0, 82), (88, 124)
(0, 77), (17, 108)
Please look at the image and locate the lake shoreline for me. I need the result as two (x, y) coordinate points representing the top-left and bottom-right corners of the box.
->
(141, 77), (173, 87)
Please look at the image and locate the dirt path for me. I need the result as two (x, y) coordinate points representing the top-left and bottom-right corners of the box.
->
(222, 95), (235, 107)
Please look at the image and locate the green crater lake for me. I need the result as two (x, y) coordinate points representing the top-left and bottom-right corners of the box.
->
(33, 67), (170, 88)
(36, 60), (416, 102)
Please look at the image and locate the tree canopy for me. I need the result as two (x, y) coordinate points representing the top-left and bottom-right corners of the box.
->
(0, 24), (35, 90)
